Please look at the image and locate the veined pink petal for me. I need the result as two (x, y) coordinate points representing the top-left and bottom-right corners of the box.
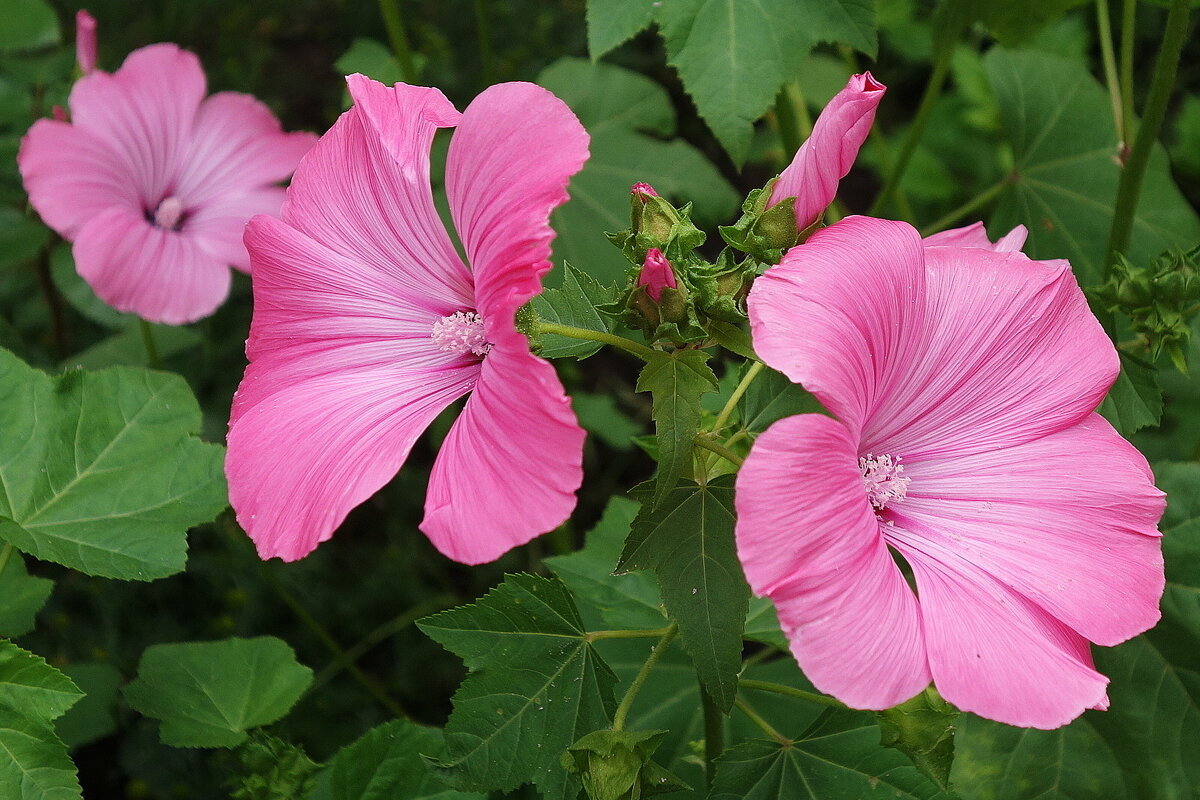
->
(421, 342), (584, 565)
(864, 245), (1117, 459)
(187, 187), (288, 271)
(73, 206), (230, 324)
(748, 216), (927, 435)
(889, 527), (1110, 728)
(75, 11), (97, 74)
(68, 43), (206, 206)
(18, 119), (139, 238)
(735, 414), (929, 708)
(923, 221), (1029, 252)
(444, 81), (589, 341)
(898, 413), (1164, 646)
(769, 72), (885, 230)
(176, 91), (316, 208)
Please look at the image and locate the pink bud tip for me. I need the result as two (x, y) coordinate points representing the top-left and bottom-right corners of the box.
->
(638, 247), (676, 302)
(631, 182), (659, 201)
(857, 71), (885, 94)
(51, 105), (68, 122)
(75, 10), (98, 74)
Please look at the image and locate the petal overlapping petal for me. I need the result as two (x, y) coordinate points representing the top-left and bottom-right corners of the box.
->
(735, 414), (929, 709)
(923, 221), (1028, 252)
(187, 187), (288, 271)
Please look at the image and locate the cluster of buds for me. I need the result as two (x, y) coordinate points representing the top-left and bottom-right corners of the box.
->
(1093, 245), (1200, 372)
(716, 177), (807, 265)
(561, 729), (687, 800)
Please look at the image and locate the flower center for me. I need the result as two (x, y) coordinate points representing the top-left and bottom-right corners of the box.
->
(430, 311), (491, 357)
(859, 453), (910, 510)
(152, 196), (185, 230)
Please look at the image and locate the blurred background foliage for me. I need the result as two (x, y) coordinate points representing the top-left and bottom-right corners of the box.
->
(0, 0), (1197, 797)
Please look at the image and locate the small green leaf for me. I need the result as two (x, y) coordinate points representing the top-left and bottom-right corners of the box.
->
(334, 39), (405, 87)
(876, 688), (958, 792)
(572, 392), (644, 451)
(618, 478), (746, 713)
(635, 350), (718, 508)
(1098, 352), (1163, 436)
(743, 597), (787, 651)
(418, 574), (617, 799)
(123, 637), (314, 749)
(0, 0), (60, 53)
(737, 365), (823, 436)
(232, 732), (321, 800)
(586, 0), (657, 59)
(532, 263), (622, 359)
(54, 663), (121, 750)
(0, 642), (82, 726)
(0, 551), (54, 637)
(0, 706), (82, 800)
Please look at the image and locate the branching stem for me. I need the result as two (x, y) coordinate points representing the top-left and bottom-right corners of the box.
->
(735, 697), (791, 745)
(738, 678), (848, 709)
(534, 322), (656, 360)
(612, 624), (678, 730)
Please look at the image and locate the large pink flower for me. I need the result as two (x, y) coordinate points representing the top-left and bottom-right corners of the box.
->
(17, 12), (315, 324)
(736, 216), (1165, 728)
(226, 75), (589, 565)
(767, 72), (885, 231)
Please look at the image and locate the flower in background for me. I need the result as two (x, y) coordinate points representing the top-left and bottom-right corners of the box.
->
(736, 215), (1165, 728)
(18, 11), (316, 324)
(226, 74), (589, 565)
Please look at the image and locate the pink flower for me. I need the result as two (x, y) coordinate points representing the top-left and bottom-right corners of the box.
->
(923, 220), (1029, 252)
(736, 216), (1165, 728)
(637, 248), (676, 301)
(17, 12), (316, 324)
(225, 75), (589, 565)
(768, 73), (885, 231)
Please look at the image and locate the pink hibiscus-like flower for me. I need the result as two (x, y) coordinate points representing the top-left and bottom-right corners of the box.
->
(767, 72), (885, 230)
(18, 11), (316, 324)
(225, 75), (589, 565)
(736, 215), (1165, 728)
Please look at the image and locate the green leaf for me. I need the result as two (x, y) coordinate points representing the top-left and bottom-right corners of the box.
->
(737, 366), (823, 437)
(743, 597), (787, 651)
(0, 707), (82, 800)
(876, 689), (957, 792)
(0, 207), (49, 270)
(656, 0), (876, 165)
(54, 663), (121, 750)
(586, 0), (657, 59)
(1098, 352), (1163, 436)
(986, 49), (1200, 286)
(0, 0), (60, 53)
(571, 392), (644, 451)
(334, 39), (406, 86)
(309, 720), (483, 800)
(0, 643), (81, 726)
(531, 263), (621, 359)
(710, 711), (946, 799)
(618, 478), (746, 713)
(0, 349), (227, 581)
(123, 637), (314, 749)
(49, 245), (131, 329)
(545, 497), (665, 631)
(417, 574), (618, 799)
(59, 324), (203, 371)
(538, 58), (738, 285)
(635, 350), (718, 507)
(0, 552), (54, 638)
(951, 0), (1091, 45)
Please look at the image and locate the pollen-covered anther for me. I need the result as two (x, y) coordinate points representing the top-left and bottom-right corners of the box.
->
(431, 310), (491, 357)
(859, 453), (910, 509)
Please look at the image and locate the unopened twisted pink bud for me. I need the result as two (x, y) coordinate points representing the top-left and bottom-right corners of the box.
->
(637, 247), (676, 302)
(75, 11), (97, 74)
(630, 182), (659, 202)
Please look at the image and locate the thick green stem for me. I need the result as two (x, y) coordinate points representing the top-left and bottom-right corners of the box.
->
(738, 678), (848, 709)
(774, 82), (812, 165)
(1119, 0), (1136, 147)
(735, 697), (790, 745)
(378, 0), (418, 81)
(919, 176), (1011, 236)
(1106, 0), (1190, 278)
(1097, 0), (1125, 142)
(535, 322), (656, 360)
(693, 435), (744, 468)
(701, 684), (723, 790)
(612, 624), (678, 730)
(586, 625), (675, 643)
(138, 319), (161, 369)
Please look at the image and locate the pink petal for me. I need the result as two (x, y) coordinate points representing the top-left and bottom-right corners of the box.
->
(444, 81), (589, 341)
(75, 10), (97, 74)
(187, 187), (288, 271)
(421, 343), (584, 565)
(889, 526), (1110, 728)
(923, 221), (1029, 252)
(283, 77), (471, 308)
(748, 216), (927, 435)
(176, 91), (316, 208)
(18, 119), (139, 238)
(896, 413), (1164, 647)
(73, 206), (230, 324)
(769, 73), (885, 230)
(864, 246), (1117, 459)
(68, 43), (207, 206)
(735, 414), (929, 709)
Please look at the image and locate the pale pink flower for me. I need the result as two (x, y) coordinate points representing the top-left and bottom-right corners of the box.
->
(637, 247), (676, 301)
(768, 72), (885, 230)
(226, 75), (589, 565)
(736, 216), (1165, 728)
(18, 12), (316, 324)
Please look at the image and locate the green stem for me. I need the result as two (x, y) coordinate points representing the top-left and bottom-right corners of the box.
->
(587, 625), (675, 642)
(34, 240), (67, 358)
(774, 82), (812, 165)
(919, 176), (1011, 236)
(138, 319), (161, 369)
(693, 435), (744, 468)
(735, 697), (790, 745)
(701, 684), (723, 790)
(0, 543), (14, 576)
(711, 361), (764, 434)
(535, 322), (656, 360)
(378, 0), (418, 81)
(1106, 0), (1190, 280)
(473, 0), (495, 85)
(1097, 0), (1125, 142)
(869, 48), (952, 217)
(612, 624), (678, 730)
(738, 678), (847, 709)
(1119, 0), (1136, 147)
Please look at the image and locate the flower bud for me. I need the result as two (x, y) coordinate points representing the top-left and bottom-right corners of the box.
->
(629, 185), (681, 243)
(76, 10), (98, 75)
(637, 248), (677, 302)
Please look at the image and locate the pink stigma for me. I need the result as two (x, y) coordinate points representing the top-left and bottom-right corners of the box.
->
(430, 311), (491, 357)
(859, 453), (910, 509)
(153, 196), (185, 230)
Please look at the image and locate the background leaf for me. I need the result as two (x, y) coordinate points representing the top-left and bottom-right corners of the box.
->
(0, 551), (54, 637)
(635, 349), (718, 507)
(1098, 352), (1164, 436)
(0, 642), (82, 726)
(531, 263), (622, 359)
(0, 709), (82, 800)
(0, 0), (60, 53)
(586, 0), (657, 59)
